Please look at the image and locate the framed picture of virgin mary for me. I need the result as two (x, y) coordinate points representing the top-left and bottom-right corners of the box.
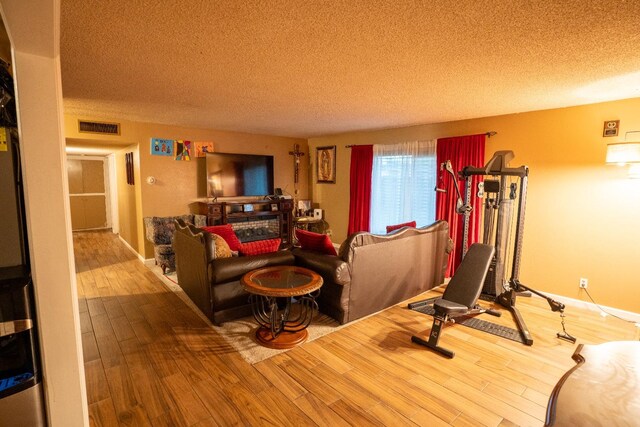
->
(316, 146), (336, 183)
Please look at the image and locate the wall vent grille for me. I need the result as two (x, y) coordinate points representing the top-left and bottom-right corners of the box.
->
(78, 120), (121, 135)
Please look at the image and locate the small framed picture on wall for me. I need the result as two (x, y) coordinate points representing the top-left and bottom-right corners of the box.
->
(316, 146), (336, 183)
(603, 120), (620, 137)
(150, 138), (174, 156)
(194, 141), (214, 157)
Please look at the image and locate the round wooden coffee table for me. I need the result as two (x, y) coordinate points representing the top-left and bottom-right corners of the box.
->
(241, 266), (323, 349)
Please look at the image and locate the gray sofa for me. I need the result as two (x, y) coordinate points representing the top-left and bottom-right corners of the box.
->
(293, 221), (451, 324)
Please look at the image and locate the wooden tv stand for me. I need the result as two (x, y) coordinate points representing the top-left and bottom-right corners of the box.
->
(194, 199), (294, 246)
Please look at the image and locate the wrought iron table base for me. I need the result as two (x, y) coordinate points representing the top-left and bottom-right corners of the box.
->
(249, 291), (319, 349)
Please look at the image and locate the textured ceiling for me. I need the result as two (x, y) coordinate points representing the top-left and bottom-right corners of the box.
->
(60, 0), (640, 138)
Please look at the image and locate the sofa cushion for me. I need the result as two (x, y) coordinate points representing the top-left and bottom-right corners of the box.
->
(386, 221), (417, 233)
(292, 248), (351, 286)
(179, 222), (232, 262)
(239, 238), (281, 256)
(211, 280), (253, 311)
(295, 229), (337, 256)
(203, 224), (242, 251)
(210, 233), (233, 259)
(211, 251), (295, 284)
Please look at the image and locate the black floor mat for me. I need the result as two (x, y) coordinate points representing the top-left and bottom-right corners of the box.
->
(478, 294), (498, 302)
(410, 304), (527, 344)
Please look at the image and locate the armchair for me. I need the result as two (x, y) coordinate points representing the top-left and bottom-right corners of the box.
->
(143, 214), (206, 273)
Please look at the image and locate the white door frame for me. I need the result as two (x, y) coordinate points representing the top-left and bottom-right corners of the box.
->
(107, 153), (119, 234)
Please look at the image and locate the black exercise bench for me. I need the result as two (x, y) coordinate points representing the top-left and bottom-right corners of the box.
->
(410, 243), (499, 358)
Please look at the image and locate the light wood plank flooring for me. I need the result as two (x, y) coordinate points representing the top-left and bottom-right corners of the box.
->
(74, 230), (637, 426)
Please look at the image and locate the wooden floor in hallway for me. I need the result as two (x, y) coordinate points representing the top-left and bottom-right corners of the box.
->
(74, 230), (638, 426)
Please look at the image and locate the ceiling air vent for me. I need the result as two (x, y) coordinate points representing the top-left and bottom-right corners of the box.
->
(78, 120), (121, 135)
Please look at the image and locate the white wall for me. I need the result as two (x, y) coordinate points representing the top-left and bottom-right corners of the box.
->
(1, 1), (88, 425)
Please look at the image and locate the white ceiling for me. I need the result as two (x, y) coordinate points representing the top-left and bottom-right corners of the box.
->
(60, 0), (640, 139)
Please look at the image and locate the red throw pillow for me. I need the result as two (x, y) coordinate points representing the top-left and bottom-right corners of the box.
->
(386, 221), (417, 233)
(239, 238), (281, 256)
(202, 224), (242, 251)
(295, 229), (337, 256)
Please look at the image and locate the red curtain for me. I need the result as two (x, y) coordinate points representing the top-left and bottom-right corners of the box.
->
(347, 145), (373, 235)
(436, 134), (485, 276)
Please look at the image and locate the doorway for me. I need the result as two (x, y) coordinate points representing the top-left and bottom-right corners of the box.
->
(67, 155), (111, 231)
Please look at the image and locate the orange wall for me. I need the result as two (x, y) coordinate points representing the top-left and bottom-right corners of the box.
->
(309, 97), (640, 313)
(64, 115), (308, 257)
(114, 145), (141, 253)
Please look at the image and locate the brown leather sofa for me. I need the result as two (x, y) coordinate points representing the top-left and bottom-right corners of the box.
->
(292, 221), (451, 324)
(173, 220), (295, 325)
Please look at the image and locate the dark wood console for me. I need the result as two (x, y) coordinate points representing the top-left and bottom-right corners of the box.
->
(194, 199), (294, 246)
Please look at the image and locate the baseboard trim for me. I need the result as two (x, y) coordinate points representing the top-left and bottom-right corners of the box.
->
(533, 291), (640, 323)
(117, 234), (146, 263)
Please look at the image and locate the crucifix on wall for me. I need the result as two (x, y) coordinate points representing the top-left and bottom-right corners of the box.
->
(289, 143), (305, 184)
(289, 143), (305, 210)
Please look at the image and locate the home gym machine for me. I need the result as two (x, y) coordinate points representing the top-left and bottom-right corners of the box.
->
(459, 151), (575, 344)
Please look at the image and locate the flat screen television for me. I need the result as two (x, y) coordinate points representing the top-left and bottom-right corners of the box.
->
(205, 152), (274, 198)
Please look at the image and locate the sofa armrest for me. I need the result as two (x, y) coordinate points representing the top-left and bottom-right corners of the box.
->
(211, 251), (295, 284)
(292, 249), (351, 286)
(174, 221), (213, 318)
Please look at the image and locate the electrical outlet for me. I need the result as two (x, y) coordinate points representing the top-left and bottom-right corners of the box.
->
(579, 278), (588, 289)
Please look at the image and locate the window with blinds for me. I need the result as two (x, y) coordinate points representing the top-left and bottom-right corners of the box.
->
(369, 140), (437, 234)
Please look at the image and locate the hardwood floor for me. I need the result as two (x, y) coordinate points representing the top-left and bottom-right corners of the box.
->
(74, 230), (637, 426)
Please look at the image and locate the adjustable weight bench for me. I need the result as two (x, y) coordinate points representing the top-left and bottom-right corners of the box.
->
(410, 243), (499, 358)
